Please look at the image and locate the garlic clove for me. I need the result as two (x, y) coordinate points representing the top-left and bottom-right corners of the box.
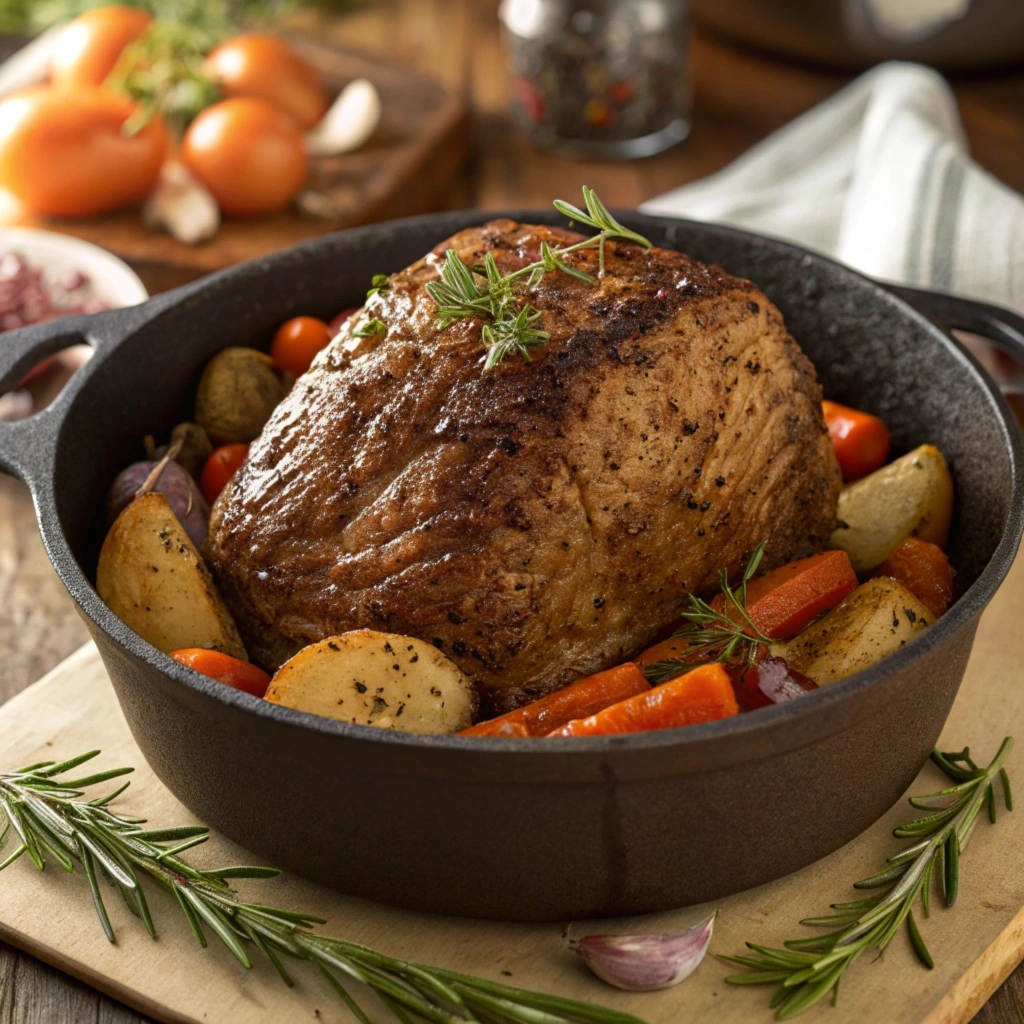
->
(0, 25), (61, 99)
(571, 912), (715, 991)
(143, 160), (220, 246)
(305, 78), (381, 156)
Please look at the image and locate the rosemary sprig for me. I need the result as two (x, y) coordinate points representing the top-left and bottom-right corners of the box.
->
(643, 541), (772, 685)
(425, 187), (652, 371)
(721, 737), (1014, 1020)
(0, 751), (642, 1024)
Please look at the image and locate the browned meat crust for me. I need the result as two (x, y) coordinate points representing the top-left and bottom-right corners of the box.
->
(206, 220), (842, 713)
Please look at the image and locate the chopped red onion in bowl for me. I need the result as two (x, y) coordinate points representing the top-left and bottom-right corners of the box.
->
(0, 251), (108, 333)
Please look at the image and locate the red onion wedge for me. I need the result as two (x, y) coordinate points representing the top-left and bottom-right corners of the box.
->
(757, 656), (817, 703)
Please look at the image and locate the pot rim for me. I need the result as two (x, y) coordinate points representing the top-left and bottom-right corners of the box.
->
(29, 209), (1024, 758)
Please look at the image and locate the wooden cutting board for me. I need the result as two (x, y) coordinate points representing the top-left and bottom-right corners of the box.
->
(3, 39), (470, 294)
(1, 545), (1023, 1023)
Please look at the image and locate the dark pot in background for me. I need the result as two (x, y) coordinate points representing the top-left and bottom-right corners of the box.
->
(0, 210), (1021, 921)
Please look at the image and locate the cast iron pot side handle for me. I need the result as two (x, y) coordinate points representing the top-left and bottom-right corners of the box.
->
(0, 308), (132, 485)
(885, 283), (1024, 365)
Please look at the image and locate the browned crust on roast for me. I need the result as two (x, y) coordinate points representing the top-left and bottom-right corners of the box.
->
(206, 220), (842, 713)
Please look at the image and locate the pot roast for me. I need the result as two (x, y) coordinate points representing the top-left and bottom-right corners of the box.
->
(206, 219), (842, 713)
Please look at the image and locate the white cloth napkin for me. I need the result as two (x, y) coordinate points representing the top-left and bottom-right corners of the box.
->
(641, 61), (1024, 322)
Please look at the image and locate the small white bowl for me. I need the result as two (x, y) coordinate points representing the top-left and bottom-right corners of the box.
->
(0, 226), (148, 308)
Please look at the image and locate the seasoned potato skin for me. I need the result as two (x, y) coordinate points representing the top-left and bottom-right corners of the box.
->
(829, 444), (953, 572)
(265, 630), (476, 734)
(195, 347), (283, 445)
(774, 577), (931, 685)
(97, 492), (246, 658)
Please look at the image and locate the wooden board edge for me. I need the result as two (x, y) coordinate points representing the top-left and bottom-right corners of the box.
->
(0, 920), (197, 1024)
(923, 905), (1024, 1024)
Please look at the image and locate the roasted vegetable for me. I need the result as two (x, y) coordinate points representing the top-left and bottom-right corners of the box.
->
(460, 662), (649, 738)
(264, 630), (476, 735)
(822, 400), (891, 481)
(872, 537), (954, 618)
(167, 421), (213, 478)
(270, 315), (332, 376)
(97, 492), (246, 659)
(105, 458), (209, 549)
(828, 444), (954, 571)
(772, 577), (931, 685)
(194, 347), (283, 445)
(200, 443), (249, 505)
(169, 648), (271, 699)
(547, 663), (738, 737)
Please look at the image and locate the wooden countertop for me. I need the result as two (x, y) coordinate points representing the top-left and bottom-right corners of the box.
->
(1, 1), (1022, 1020)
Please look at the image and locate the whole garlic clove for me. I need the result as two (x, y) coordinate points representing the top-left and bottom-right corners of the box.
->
(571, 912), (715, 991)
(143, 160), (220, 245)
(0, 25), (61, 98)
(305, 78), (381, 156)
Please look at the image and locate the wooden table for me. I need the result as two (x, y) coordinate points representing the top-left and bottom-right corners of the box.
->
(1, 1), (1022, 1020)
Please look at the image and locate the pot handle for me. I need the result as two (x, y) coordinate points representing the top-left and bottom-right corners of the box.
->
(884, 283), (1024, 365)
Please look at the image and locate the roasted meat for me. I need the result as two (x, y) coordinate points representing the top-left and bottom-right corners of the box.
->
(206, 219), (842, 713)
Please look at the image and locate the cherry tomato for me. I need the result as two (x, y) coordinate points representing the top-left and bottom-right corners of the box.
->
(200, 443), (249, 505)
(181, 98), (308, 217)
(169, 648), (271, 699)
(0, 86), (168, 217)
(50, 6), (153, 88)
(821, 400), (891, 481)
(270, 316), (331, 376)
(204, 34), (328, 130)
(329, 306), (359, 334)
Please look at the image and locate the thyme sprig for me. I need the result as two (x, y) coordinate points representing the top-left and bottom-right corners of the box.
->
(722, 738), (1014, 1020)
(425, 187), (652, 371)
(643, 541), (772, 685)
(0, 750), (642, 1024)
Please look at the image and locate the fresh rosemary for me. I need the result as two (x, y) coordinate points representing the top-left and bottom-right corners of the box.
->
(643, 541), (773, 685)
(722, 738), (1014, 1020)
(0, 750), (642, 1024)
(424, 186), (652, 371)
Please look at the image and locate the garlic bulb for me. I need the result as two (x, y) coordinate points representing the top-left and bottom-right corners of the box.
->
(143, 161), (219, 245)
(571, 912), (715, 991)
(0, 25), (61, 98)
(305, 78), (381, 156)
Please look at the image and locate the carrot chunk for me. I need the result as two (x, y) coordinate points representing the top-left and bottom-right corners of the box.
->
(547, 664), (738, 738)
(460, 662), (650, 738)
(169, 648), (270, 699)
(822, 400), (891, 481)
(710, 550), (858, 641)
(872, 537), (954, 618)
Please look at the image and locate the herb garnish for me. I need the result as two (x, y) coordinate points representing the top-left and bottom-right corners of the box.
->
(352, 317), (388, 339)
(424, 186), (652, 371)
(722, 738), (1014, 1019)
(643, 541), (772, 685)
(0, 750), (641, 1024)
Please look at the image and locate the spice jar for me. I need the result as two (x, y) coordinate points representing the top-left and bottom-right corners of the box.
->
(499, 0), (692, 159)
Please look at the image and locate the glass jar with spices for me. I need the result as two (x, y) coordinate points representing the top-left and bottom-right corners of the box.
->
(499, 0), (692, 159)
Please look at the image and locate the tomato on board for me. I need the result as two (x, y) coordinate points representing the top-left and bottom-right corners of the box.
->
(0, 87), (168, 217)
(50, 6), (153, 87)
(169, 648), (271, 699)
(270, 316), (332, 376)
(200, 443), (249, 505)
(204, 34), (329, 130)
(181, 98), (308, 217)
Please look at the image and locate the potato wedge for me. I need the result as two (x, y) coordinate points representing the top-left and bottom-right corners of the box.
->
(265, 630), (476, 734)
(828, 444), (953, 571)
(97, 492), (246, 659)
(772, 577), (932, 685)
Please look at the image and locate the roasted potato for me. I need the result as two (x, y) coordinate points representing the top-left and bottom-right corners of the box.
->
(772, 577), (932, 685)
(828, 444), (953, 571)
(264, 630), (476, 734)
(97, 492), (246, 659)
(195, 347), (283, 445)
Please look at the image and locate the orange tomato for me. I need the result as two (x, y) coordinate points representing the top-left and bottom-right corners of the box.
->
(0, 86), (168, 217)
(169, 648), (271, 699)
(50, 6), (153, 88)
(181, 98), (308, 217)
(270, 316), (332, 376)
(204, 34), (329, 130)
(200, 443), (249, 505)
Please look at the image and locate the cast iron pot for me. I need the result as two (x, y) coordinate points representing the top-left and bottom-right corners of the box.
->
(1, 211), (1022, 921)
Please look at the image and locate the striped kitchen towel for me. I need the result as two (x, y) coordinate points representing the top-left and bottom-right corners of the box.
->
(641, 61), (1024, 321)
